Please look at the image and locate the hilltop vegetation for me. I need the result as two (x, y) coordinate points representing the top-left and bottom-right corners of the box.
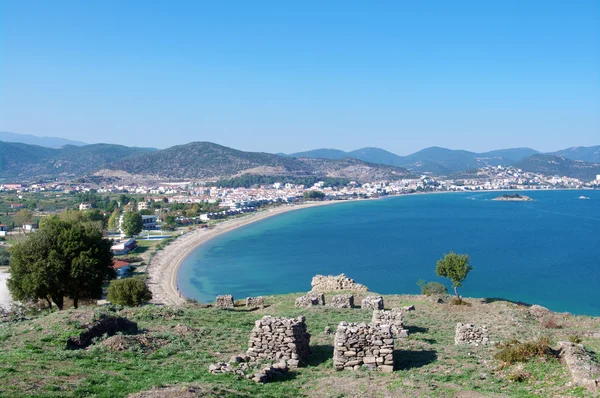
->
(0, 293), (599, 397)
(515, 154), (600, 182)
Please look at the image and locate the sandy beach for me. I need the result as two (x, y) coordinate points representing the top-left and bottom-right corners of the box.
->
(147, 201), (349, 305)
(0, 267), (12, 310)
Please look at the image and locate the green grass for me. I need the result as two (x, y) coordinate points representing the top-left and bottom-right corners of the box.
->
(0, 293), (599, 397)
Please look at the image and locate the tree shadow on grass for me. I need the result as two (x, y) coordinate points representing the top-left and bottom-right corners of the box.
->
(482, 297), (531, 307)
(406, 325), (428, 334)
(394, 349), (437, 370)
(269, 370), (298, 383)
(307, 344), (334, 367)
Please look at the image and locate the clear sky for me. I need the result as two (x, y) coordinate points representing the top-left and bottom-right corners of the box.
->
(1, 0), (599, 154)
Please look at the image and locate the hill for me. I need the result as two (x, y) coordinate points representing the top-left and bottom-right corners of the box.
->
(0, 292), (598, 397)
(515, 154), (600, 181)
(550, 146), (600, 163)
(288, 146), (540, 175)
(0, 131), (87, 148)
(0, 141), (156, 180)
(106, 142), (411, 181)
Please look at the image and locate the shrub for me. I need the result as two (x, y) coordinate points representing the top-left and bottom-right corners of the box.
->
(507, 364), (531, 382)
(450, 297), (471, 306)
(107, 278), (152, 306)
(568, 335), (582, 344)
(417, 280), (448, 296)
(542, 316), (562, 329)
(494, 337), (556, 365)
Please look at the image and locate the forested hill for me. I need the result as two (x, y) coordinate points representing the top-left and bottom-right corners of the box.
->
(514, 154), (600, 181)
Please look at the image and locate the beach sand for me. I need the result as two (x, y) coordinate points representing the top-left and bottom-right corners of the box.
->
(147, 201), (348, 305)
(0, 267), (12, 310)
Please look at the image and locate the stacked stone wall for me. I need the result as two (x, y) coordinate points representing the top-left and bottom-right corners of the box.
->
(311, 274), (368, 292)
(361, 296), (384, 310)
(215, 295), (234, 309)
(329, 294), (355, 308)
(295, 293), (325, 307)
(246, 316), (311, 367)
(333, 322), (394, 373)
(371, 309), (408, 338)
(246, 297), (264, 308)
(455, 323), (489, 346)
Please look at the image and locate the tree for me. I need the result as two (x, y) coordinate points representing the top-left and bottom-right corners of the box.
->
(14, 209), (33, 227)
(303, 190), (325, 200)
(8, 217), (115, 309)
(435, 252), (473, 302)
(107, 278), (152, 306)
(121, 211), (143, 237)
(162, 215), (177, 231)
(417, 280), (448, 296)
(107, 209), (120, 231)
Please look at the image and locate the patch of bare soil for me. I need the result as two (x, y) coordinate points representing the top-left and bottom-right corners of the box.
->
(128, 385), (249, 398)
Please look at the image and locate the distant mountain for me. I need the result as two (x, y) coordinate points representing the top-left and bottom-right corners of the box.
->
(0, 141), (156, 179)
(106, 142), (411, 182)
(515, 154), (600, 181)
(550, 146), (600, 163)
(0, 131), (87, 148)
(288, 146), (539, 174)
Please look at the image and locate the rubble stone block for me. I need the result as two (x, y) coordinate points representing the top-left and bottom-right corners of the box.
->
(455, 323), (490, 346)
(371, 309), (408, 338)
(361, 296), (384, 310)
(295, 293), (325, 307)
(329, 294), (355, 308)
(215, 295), (234, 309)
(246, 296), (264, 308)
(311, 274), (368, 292)
(246, 316), (311, 367)
(333, 321), (395, 372)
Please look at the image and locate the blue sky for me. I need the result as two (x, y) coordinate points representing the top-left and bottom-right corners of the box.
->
(1, 0), (599, 154)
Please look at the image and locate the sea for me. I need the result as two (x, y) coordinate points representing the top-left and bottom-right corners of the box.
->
(178, 190), (600, 316)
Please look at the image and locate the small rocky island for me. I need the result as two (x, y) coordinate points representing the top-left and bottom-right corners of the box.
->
(493, 193), (534, 201)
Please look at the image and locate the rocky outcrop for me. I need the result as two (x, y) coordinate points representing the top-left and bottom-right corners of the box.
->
(295, 293), (325, 307)
(329, 294), (355, 308)
(66, 313), (138, 349)
(215, 295), (234, 309)
(455, 323), (489, 346)
(361, 296), (384, 310)
(333, 322), (395, 372)
(372, 309), (408, 338)
(557, 341), (600, 390)
(311, 274), (368, 292)
(246, 316), (311, 367)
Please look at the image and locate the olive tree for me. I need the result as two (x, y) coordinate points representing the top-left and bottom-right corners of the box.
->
(121, 211), (143, 237)
(435, 252), (472, 302)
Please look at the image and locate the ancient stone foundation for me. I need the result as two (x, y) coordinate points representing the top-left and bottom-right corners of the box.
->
(311, 274), (368, 292)
(246, 296), (264, 308)
(329, 294), (355, 308)
(215, 295), (234, 309)
(372, 309), (408, 338)
(361, 296), (384, 310)
(333, 322), (394, 373)
(455, 323), (489, 346)
(295, 293), (325, 307)
(558, 341), (600, 391)
(246, 316), (311, 367)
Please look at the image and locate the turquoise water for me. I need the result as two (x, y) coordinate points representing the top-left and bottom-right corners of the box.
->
(178, 190), (600, 315)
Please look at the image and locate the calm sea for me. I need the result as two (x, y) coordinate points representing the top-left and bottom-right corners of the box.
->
(178, 190), (600, 315)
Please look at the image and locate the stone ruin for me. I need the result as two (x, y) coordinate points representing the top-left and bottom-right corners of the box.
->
(455, 323), (490, 346)
(246, 316), (311, 367)
(295, 293), (325, 307)
(311, 273), (368, 292)
(246, 296), (264, 309)
(372, 309), (408, 338)
(329, 294), (355, 308)
(333, 321), (394, 373)
(215, 295), (234, 309)
(66, 313), (138, 350)
(208, 354), (290, 383)
(557, 341), (600, 391)
(361, 296), (384, 310)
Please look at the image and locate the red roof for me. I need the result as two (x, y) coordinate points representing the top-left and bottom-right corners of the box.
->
(112, 260), (130, 269)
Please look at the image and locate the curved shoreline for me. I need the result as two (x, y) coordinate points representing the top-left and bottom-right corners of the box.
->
(147, 201), (350, 305)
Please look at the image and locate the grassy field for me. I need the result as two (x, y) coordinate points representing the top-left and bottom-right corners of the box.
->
(0, 293), (599, 397)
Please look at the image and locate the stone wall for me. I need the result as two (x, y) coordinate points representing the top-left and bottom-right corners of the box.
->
(295, 293), (325, 307)
(557, 341), (600, 391)
(311, 274), (368, 292)
(329, 294), (355, 308)
(215, 295), (234, 309)
(455, 323), (489, 346)
(361, 296), (384, 310)
(246, 316), (311, 367)
(333, 322), (394, 373)
(246, 297), (264, 308)
(371, 309), (408, 338)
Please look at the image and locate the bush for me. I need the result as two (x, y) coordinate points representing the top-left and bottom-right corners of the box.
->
(542, 316), (562, 329)
(417, 280), (448, 296)
(494, 337), (556, 365)
(450, 297), (471, 306)
(568, 335), (582, 344)
(107, 278), (152, 306)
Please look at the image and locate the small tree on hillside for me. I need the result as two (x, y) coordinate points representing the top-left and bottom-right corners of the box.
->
(107, 209), (120, 231)
(121, 211), (143, 237)
(107, 278), (152, 306)
(14, 209), (33, 228)
(435, 252), (472, 302)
